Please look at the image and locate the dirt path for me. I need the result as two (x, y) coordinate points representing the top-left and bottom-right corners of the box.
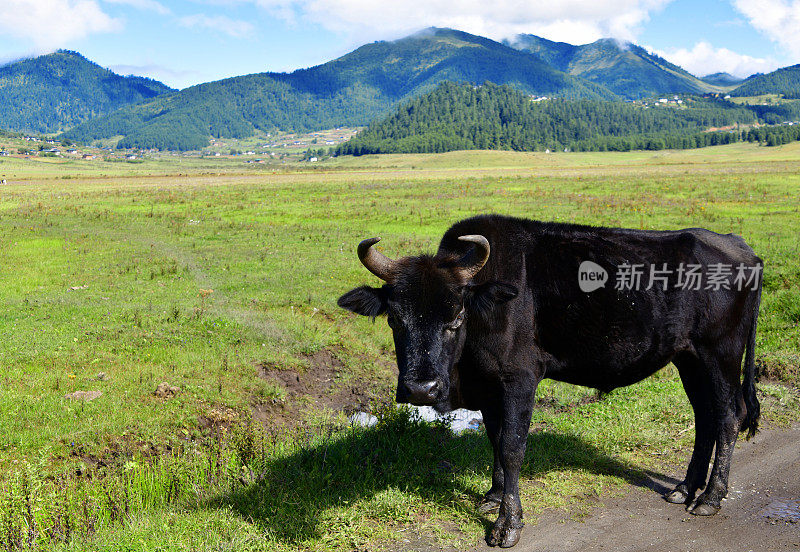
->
(472, 424), (800, 552)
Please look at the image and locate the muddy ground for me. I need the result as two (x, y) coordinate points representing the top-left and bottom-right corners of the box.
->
(471, 424), (800, 552)
(253, 348), (395, 430)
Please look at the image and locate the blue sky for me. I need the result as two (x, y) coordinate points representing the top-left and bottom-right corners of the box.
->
(1, 0), (798, 89)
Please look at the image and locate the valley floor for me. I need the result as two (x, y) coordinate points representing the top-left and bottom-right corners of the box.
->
(0, 143), (798, 550)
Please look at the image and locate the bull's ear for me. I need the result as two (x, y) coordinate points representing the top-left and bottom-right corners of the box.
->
(337, 286), (389, 319)
(466, 281), (518, 319)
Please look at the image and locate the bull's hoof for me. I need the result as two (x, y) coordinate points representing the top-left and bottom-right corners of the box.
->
(690, 502), (720, 516)
(487, 517), (524, 548)
(498, 524), (523, 548)
(664, 488), (689, 504)
(478, 497), (501, 514)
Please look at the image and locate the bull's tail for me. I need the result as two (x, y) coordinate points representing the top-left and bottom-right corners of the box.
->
(741, 278), (762, 439)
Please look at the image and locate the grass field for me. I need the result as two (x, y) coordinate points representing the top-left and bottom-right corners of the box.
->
(0, 142), (798, 551)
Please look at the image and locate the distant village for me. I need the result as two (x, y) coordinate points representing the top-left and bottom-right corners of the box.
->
(0, 127), (361, 165)
(0, 135), (147, 161)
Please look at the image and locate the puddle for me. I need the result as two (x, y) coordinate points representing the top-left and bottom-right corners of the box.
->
(760, 498), (800, 524)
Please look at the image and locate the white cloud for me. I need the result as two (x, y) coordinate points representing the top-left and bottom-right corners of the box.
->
(104, 0), (170, 15)
(179, 13), (255, 37)
(0, 0), (120, 50)
(655, 41), (780, 78)
(248, 0), (673, 44)
(732, 0), (800, 58)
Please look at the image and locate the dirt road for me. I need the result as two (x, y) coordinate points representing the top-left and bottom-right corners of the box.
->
(473, 424), (800, 552)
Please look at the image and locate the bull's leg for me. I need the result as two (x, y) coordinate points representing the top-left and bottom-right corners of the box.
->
(666, 356), (715, 505)
(478, 405), (504, 514)
(691, 361), (742, 516)
(486, 379), (536, 548)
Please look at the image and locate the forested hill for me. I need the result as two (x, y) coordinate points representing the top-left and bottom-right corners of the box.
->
(337, 82), (787, 155)
(507, 35), (724, 99)
(0, 50), (174, 134)
(62, 28), (616, 150)
(731, 65), (800, 98)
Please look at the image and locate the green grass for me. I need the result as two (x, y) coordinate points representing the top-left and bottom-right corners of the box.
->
(0, 142), (798, 550)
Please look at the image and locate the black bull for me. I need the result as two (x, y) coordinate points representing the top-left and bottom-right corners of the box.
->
(338, 214), (762, 548)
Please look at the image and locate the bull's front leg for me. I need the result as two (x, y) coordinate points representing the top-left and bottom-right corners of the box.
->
(478, 406), (504, 514)
(486, 378), (537, 548)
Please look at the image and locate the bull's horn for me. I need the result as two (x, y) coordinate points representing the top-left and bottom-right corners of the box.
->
(357, 237), (397, 281)
(455, 235), (490, 280)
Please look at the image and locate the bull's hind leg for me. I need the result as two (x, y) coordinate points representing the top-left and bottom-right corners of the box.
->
(665, 354), (715, 505)
(690, 352), (745, 516)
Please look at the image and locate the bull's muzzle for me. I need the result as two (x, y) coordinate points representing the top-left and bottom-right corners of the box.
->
(396, 379), (441, 405)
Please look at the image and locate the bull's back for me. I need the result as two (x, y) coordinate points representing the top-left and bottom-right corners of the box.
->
(440, 215), (761, 390)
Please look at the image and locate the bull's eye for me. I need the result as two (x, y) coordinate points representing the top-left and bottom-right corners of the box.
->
(446, 309), (465, 331)
(387, 312), (400, 329)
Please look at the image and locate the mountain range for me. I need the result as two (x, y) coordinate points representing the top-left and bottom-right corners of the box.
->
(0, 28), (797, 150)
(506, 34), (728, 99)
(60, 28), (617, 150)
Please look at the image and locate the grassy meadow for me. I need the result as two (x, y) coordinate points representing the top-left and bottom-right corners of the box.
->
(0, 142), (799, 551)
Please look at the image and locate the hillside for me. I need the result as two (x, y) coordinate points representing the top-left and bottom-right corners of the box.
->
(508, 35), (724, 99)
(731, 64), (800, 98)
(62, 28), (617, 150)
(0, 50), (174, 134)
(702, 72), (745, 86)
(337, 82), (767, 155)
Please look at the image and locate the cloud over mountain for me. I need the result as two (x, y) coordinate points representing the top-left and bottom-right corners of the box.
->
(655, 41), (780, 78)
(252, 0), (672, 44)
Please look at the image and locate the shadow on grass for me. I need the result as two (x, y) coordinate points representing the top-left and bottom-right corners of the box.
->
(206, 412), (678, 547)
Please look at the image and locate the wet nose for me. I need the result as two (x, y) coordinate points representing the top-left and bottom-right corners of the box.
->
(397, 379), (440, 405)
